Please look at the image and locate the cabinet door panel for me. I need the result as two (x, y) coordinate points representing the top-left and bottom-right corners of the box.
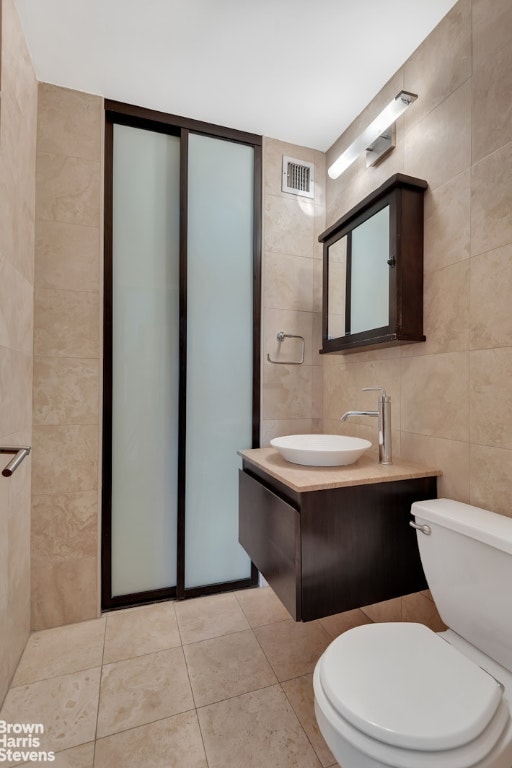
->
(239, 471), (300, 619)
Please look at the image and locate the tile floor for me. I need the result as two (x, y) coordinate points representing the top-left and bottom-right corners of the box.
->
(0, 587), (443, 768)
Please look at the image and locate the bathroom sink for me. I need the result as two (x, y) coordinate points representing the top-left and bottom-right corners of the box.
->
(270, 434), (372, 467)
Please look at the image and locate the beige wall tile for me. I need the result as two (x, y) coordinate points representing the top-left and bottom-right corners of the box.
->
(400, 353), (469, 441)
(33, 357), (99, 425)
(31, 491), (98, 561)
(262, 136), (325, 468)
(35, 220), (100, 292)
(0, 0), (37, 694)
(36, 153), (101, 227)
(470, 244), (512, 349)
(403, 0), (471, 127)
(470, 349), (512, 449)
(32, 425), (98, 495)
(260, 419), (317, 445)
(34, 288), (99, 358)
(400, 432), (470, 502)
(0, 480), (8, 703)
(472, 0), (512, 76)
(37, 84), (103, 161)
(262, 363), (313, 420)
(470, 444), (512, 517)
(0, 348), (33, 436)
(471, 140), (512, 256)
(404, 80), (471, 190)
(7, 499), (31, 681)
(423, 170), (470, 273)
(32, 81), (103, 629)
(402, 260), (469, 357)
(264, 194), (315, 258)
(31, 557), (99, 629)
(0, 259), (34, 354)
(472, 33), (512, 163)
(263, 252), (314, 313)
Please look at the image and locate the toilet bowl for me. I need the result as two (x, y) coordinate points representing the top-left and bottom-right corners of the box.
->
(313, 499), (512, 768)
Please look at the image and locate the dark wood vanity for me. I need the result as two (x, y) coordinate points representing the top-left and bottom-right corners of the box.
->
(239, 449), (440, 621)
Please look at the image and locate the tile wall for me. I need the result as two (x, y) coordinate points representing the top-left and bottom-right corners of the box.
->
(0, 0), (38, 701)
(323, 0), (512, 517)
(261, 138), (325, 443)
(31, 84), (103, 629)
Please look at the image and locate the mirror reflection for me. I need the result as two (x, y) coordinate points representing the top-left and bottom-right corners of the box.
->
(327, 205), (390, 340)
(327, 235), (347, 339)
(350, 205), (389, 334)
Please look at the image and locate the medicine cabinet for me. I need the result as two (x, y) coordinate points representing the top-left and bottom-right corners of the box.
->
(319, 174), (428, 354)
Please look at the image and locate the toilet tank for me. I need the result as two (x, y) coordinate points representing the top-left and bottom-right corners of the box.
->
(412, 498), (512, 672)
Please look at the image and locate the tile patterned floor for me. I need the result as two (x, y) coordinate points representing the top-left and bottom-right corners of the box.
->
(0, 587), (443, 767)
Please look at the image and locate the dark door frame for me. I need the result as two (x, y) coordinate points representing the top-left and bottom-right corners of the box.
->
(102, 101), (261, 610)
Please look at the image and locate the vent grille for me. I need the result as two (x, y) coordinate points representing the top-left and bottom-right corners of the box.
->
(282, 156), (314, 198)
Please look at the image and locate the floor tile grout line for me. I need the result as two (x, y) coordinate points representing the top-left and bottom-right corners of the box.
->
(101, 638), (184, 666)
(91, 612), (109, 758)
(194, 679), (282, 712)
(92, 706), (198, 744)
(180, 634), (199, 711)
(280, 680), (326, 767)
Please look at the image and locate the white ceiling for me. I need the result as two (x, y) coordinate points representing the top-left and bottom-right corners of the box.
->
(14, 0), (458, 151)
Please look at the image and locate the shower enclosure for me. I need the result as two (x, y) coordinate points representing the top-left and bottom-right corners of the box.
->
(102, 103), (261, 608)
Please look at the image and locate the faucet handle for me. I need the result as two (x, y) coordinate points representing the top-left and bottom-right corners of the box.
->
(361, 387), (390, 401)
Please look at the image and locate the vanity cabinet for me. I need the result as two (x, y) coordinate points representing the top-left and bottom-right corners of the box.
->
(239, 457), (437, 621)
(319, 173), (428, 354)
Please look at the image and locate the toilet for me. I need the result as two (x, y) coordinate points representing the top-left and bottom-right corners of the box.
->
(313, 498), (512, 768)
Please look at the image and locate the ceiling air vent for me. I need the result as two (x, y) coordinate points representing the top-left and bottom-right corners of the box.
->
(282, 156), (314, 199)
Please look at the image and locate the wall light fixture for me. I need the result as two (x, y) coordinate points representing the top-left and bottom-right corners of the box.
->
(327, 90), (417, 180)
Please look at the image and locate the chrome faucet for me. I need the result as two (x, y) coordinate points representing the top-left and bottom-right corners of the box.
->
(340, 387), (392, 465)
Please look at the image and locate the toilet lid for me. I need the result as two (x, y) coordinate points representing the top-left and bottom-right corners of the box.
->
(318, 622), (504, 751)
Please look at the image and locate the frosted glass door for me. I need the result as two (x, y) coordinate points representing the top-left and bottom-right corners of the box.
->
(111, 124), (180, 596)
(185, 133), (254, 588)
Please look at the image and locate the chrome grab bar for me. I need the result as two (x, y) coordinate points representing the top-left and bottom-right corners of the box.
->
(267, 331), (305, 365)
(1, 447), (31, 477)
(409, 520), (431, 535)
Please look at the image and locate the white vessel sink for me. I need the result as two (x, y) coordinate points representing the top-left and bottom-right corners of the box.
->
(270, 434), (372, 467)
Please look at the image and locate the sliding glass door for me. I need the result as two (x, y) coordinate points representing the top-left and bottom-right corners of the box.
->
(102, 107), (261, 609)
(185, 133), (254, 589)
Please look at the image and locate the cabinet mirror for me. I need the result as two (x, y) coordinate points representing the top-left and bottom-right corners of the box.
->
(320, 174), (427, 354)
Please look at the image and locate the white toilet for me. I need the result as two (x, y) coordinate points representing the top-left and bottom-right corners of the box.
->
(313, 498), (512, 768)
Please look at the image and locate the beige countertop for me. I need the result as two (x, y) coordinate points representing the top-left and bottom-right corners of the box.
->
(239, 447), (441, 493)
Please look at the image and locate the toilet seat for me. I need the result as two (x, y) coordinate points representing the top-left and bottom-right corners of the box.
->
(314, 623), (510, 768)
